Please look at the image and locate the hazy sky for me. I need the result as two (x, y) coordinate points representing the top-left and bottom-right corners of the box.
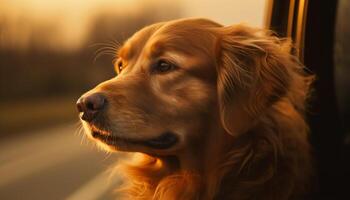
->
(180, 0), (267, 26)
(0, 0), (142, 50)
(0, 0), (267, 50)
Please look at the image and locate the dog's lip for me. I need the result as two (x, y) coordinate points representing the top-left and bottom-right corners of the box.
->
(141, 132), (178, 149)
(91, 128), (178, 150)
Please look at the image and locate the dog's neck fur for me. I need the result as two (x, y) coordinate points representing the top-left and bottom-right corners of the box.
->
(118, 101), (311, 200)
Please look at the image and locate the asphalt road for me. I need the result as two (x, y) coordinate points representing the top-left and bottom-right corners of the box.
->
(0, 123), (123, 200)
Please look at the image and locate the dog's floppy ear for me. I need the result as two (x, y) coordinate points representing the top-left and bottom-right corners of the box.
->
(216, 25), (293, 136)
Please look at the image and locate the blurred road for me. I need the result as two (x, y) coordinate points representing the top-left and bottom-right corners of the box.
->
(0, 123), (123, 200)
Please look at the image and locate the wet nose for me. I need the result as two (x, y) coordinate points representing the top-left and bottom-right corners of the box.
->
(76, 93), (106, 122)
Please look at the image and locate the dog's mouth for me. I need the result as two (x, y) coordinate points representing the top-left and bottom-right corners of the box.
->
(91, 127), (178, 150)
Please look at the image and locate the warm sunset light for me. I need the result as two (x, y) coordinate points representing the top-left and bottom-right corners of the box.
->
(3, 1), (348, 199)
(0, 0), (266, 51)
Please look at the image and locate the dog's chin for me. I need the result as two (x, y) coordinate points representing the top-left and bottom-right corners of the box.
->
(87, 126), (179, 152)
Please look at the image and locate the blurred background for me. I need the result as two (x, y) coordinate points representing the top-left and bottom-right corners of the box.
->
(0, 0), (268, 199)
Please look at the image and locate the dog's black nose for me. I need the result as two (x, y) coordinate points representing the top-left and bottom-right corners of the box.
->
(76, 93), (106, 122)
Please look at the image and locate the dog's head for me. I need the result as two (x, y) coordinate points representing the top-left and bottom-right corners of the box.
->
(77, 18), (298, 155)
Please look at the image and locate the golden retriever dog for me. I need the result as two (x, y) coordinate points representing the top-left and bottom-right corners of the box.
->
(77, 18), (313, 200)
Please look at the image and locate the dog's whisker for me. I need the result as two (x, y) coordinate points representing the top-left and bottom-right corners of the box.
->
(76, 124), (88, 146)
(89, 41), (121, 64)
(91, 42), (120, 53)
(74, 121), (84, 137)
(106, 38), (122, 49)
(93, 48), (118, 57)
(79, 130), (87, 145)
(103, 151), (113, 160)
(89, 42), (119, 49)
(93, 49), (118, 63)
(94, 46), (119, 53)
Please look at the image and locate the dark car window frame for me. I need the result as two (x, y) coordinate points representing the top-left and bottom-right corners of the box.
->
(266, 0), (349, 199)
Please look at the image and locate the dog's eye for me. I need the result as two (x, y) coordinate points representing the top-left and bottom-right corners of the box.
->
(116, 59), (123, 73)
(153, 60), (175, 73)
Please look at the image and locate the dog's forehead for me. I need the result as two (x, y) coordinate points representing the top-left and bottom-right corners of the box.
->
(118, 22), (165, 60)
(119, 19), (222, 59)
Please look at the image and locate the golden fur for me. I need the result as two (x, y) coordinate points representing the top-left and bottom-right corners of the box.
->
(79, 18), (313, 199)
